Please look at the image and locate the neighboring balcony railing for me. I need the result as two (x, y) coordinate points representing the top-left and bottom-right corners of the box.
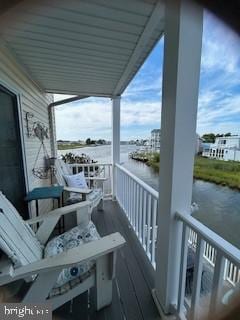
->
(188, 229), (240, 286)
(176, 212), (240, 318)
(68, 163), (112, 199)
(115, 163), (240, 318)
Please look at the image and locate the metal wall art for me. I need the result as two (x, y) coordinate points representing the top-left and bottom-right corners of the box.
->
(26, 112), (49, 141)
(25, 112), (54, 179)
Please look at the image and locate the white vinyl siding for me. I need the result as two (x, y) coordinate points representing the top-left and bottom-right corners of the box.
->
(0, 42), (54, 218)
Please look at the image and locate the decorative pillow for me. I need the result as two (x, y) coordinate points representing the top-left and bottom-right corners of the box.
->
(64, 172), (88, 189)
(44, 221), (100, 288)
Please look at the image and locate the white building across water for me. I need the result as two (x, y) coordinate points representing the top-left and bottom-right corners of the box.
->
(151, 129), (161, 152)
(202, 136), (240, 161)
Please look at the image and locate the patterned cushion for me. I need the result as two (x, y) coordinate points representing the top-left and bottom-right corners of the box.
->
(66, 193), (82, 205)
(48, 267), (95, 298)
(86, 188), (103, 202)
(44, 221), (100, 289)
(66, 188), (102, 206)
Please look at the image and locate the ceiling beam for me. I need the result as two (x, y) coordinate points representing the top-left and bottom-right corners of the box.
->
(46, 88), (112, 98)
(49, 95), (90, 108)
(113, 0), (165, 96)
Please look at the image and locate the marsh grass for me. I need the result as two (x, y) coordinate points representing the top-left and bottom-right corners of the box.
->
(194, 157), (240, 189)
(132, 152), (240, 190)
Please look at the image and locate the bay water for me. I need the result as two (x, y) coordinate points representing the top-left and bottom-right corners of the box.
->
(59, 145), (240, 248)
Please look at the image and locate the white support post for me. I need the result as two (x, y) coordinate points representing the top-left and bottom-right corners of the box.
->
(48, 105), (57, 158)
(153, 0), (203, 315)
(111, 96), (121, 199)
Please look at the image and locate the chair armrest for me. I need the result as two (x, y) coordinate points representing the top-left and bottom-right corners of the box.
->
(13, 233), (125, 280)
(64, 186), (92, 194)
(25, 201), (91, 225)
(86, 177), (107, 182)
(26, 201), (91, 245)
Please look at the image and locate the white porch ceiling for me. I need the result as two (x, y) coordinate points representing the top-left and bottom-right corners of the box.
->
(0, 0), (164, 97)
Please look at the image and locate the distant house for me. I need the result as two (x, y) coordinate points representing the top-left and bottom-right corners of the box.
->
(202, 136), (240, 161)
(151, 129), (160, 152)
(196, 134), (203, 154)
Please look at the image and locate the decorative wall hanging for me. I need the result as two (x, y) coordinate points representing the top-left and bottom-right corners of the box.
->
(26, 112), (55, 179)
(26, 112), (49, 139)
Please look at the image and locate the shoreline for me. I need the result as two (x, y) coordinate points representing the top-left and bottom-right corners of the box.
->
(130, 152), (240, 191)
(57, 144), (106, 150)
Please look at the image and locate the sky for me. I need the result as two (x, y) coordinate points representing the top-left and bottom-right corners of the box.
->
(55, 11), (240, 142)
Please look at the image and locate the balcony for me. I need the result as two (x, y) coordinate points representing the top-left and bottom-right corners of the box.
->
(63, 162), (240, 319)
(0, 1), (239, 319)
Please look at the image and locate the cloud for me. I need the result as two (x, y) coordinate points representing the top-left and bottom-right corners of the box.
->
(55, 13), (240, 141)
(201, 12), (240, 74)
(55, 97), (111, 140)
(55, 96), (161, 140)
(196, 11), (240, 135)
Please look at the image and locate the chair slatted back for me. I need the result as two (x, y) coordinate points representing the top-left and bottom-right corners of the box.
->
(54, 159), (72, 186)
(0, 192), (42, 267)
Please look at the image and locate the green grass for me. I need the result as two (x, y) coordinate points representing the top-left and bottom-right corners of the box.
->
(194, 156), (240, 189)
(131, 152), (240, 190)
(57, 143), (86, 150)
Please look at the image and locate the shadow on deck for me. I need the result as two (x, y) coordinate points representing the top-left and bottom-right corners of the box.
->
(53, 200), (160, 320)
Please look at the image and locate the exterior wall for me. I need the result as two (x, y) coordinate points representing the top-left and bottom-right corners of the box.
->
(0, 42), (54, 217)
(215, 136), (240, 149)
(151, 129), (160, 152)
(204, 137), (240, 161)
(224, 149), (240, 162)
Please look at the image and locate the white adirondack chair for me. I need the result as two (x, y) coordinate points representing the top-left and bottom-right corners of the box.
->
(0, 192), (125, 310)
(54, 159), (106, 212)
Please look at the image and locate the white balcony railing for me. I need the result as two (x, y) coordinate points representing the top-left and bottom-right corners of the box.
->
(115, 163), (158, 267)
(176, 212), (240, 318)
(68, 163), (112, 199)
(188, 229), (240, 285)
(115, 163), (240, 318)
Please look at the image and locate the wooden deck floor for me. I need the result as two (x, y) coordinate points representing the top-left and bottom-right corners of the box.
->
(53, 200), (160, 320)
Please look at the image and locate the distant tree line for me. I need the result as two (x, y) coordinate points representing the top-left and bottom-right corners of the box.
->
(85, 138), (106, 145)
(201, 132), (232, 143)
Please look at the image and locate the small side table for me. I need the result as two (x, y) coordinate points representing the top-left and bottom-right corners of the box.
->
(25, 186), (64, 232)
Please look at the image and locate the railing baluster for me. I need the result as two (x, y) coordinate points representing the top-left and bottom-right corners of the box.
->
(121, 170), (123, 209)
(139, 187), (143, 243)
(136, 184), (139, 234)
(151, 198), (157, 265)
(142, 191), (147, 248)
(190, 236), (205, 320)
(209, 251), (225, 316)
(133, 181), (136, 229)
(123, 173), (127, 212)
(130, 178), (133, 222)
(178, 224), (190, 316)
(116, 167), (119, 201)
(124, 173), (127, 212)
(146, 194), (152, 259)
(87, 166), (90, 179)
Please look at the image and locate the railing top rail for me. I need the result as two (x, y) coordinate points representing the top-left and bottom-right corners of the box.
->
(68, 163), (112, 167)
(176, 212), (240, 266)
(115, 163), (159, 199)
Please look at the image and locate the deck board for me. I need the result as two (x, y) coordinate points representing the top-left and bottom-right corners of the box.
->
(101, 201), (159, 320)
(53, 200), (160, 320)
